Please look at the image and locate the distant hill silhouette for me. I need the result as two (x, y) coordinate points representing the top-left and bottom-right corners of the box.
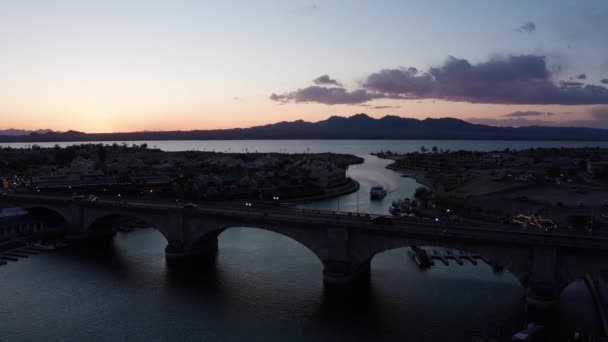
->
(2, 114), (608, 142)
(0, 128), (55, 136)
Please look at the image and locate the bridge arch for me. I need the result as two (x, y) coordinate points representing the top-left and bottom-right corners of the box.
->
(20, 204), (75, 233)
(350, 235), (532, 289)
(83, 210), (171, 241)
(185, 222), (328, 269)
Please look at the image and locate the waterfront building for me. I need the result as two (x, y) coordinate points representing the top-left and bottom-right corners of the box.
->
(0, 207), (44, 241)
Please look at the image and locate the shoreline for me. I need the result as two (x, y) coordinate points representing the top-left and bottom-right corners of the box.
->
(281, 178), (360, 204)
(386, 162), (435, 191)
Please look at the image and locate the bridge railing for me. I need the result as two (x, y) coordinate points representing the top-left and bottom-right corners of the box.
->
(6, 193), (608, 248)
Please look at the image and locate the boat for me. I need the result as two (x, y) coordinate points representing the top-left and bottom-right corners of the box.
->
(369, 186), (387, 200)
(117, 225), (134, 232)
(389, 199), (402, 215)
(30, 241), (57, 251)
(389, 197), (412, 215)
(409, 246), (433, 268)
(507, 323), (544, 341)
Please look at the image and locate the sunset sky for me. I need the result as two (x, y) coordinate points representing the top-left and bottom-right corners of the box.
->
(1, 1), (608, 132)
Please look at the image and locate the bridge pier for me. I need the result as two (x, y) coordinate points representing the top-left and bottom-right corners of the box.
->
(323, 259), (371, 286)
(525, 288), (560, 311)
(165, 236), (219, 266)
(525, 247), (561, 311)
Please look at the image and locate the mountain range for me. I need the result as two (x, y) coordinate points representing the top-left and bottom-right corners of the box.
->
(0, 129), (55, 136)
(2, 114), (608, 142)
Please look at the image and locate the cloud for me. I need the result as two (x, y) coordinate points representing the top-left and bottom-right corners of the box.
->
(313, 75), (343, 87)
(602, 79), (608, 85)
(503, 111), (546, 117)
(362, 67), (433, 95)
(271, 54), (608, 106)
(514, 21), (536, 33)
(560, 81), (585, 87)
(362, 55), (608, 105)
(574, 73), (587, 80)
(590, 106), (608, 121)
(467, 117), (557, 127)
(468, 106), (608, 128)
(372, 105), (401, 109)
(270, 86), (383, 105)
(297, 4), (320, 13)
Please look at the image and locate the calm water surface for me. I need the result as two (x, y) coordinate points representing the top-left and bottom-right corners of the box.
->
(1, 140), (604, 341)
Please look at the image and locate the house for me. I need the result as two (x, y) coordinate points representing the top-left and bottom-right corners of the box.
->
(587, 161), (608, 178)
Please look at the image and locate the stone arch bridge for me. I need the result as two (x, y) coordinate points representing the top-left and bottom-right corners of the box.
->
(2, 193), (608, 307)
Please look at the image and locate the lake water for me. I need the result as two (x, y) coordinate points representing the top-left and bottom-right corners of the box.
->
(5, 139), (608, 154)
(1, 140), (605, 341)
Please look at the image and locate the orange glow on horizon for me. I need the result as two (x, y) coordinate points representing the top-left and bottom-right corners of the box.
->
(0, 99), (597, 133)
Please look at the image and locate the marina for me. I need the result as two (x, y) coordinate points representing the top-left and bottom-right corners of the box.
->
(0, 243), (64, 266)
(409, 247), (488, 269)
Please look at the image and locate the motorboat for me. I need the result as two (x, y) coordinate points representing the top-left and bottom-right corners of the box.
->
(370, 186), (387, 199)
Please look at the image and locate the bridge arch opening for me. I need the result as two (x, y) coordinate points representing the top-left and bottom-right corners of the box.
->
(188, 226), (325, 279)
(23, 206), (71, 236)
(369, 245), (524, 289)
(86, 213), (166, 241)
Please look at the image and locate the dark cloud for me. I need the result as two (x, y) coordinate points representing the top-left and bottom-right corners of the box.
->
(574, 73), (587, 80)
(560, 81), (585, 87)
(270, 86), (382, 105)
(468, 106), (608, 128)
(503, 111), (546, 117)
(602, 79), (608, 85)
(362, 55), (608, 105)
(467, 117), (556, 127)
(373, 105), (400, 109)
(362, 67), (433, 95)
(313, 75), (343, 87)
(514, 21), (536, 33)
(271, 54), (608, 106)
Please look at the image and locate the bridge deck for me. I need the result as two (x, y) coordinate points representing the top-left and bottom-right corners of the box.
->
(4, 193), (608, 252)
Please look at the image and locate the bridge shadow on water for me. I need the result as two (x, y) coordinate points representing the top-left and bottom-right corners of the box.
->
(49, 225), (603, 341)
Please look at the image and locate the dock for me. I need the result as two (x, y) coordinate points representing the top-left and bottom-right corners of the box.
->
(4, 252), (29, 258)
(418, 248), (487, 267)
(430, 249), (449, 266)
(0, 255), (19, 261)
(0, 244), (57, 266)
(16, 249), (39, 255)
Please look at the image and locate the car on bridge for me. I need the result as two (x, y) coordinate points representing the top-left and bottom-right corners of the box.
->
(73, 195), (97, 203)
(371, 216), (394, 225)
(182, 203), (199, 210)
